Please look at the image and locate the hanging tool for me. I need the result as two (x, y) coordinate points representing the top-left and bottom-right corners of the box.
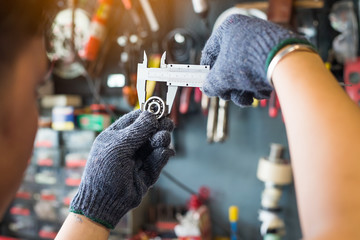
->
(194, 87), (202, 103)
(179, 87), (193, 114)
(139, 0), (160, 33)
(192, 0), (210, 30)
(206, 97), (218, 143)
(82, 0), (113, 61)
(121, 0), (147, 36)
(213, 99), (228, 142)
(191, 0), (209, 18)
(206, 97), (229, 143)
(201, 94), (210, 115)
(137, 52), (210, 119)
(268, 91), (280, 118)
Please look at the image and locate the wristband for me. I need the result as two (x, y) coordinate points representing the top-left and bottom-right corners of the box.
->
(266, 44), (317, 86)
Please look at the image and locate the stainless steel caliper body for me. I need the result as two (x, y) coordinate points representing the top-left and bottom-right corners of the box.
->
(137, 51), (210, 118)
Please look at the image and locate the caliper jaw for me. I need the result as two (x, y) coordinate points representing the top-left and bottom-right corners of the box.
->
(136, 51), (210, 119)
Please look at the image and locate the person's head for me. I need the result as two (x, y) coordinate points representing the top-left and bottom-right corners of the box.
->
(0, 1), (55, 218)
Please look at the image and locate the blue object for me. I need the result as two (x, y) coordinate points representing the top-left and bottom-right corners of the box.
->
(230, 222), (237, 240)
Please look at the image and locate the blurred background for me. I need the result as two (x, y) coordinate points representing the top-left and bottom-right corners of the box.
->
(1, 0), (359, 239)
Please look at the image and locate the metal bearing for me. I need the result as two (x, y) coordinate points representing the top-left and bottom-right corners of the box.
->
(144, 96), (166, 119)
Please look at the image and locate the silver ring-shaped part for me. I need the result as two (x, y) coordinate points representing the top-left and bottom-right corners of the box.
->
(266, 44), (317, 86)
(144, 96), (166, 119)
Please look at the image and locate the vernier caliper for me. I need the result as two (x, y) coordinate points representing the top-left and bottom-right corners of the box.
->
(137, 52), (210, 118)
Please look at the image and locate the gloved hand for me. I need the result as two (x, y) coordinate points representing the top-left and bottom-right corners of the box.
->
(70, 110), (175, 229)
(201, 14), (311, 106)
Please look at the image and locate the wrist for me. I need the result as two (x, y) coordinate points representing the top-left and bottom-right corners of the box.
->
(266, 43), (318, 86)
(70, 183), (132, 229)
(55, 213), (110, 240)
(70, 208), (115, 229)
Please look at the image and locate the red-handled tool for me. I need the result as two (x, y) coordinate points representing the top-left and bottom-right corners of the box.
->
(268, 91), (279, 118)
(179, 87), (193, 114)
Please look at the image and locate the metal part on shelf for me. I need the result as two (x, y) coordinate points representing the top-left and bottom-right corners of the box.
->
(257, 143), (293, 238)
(137, 51), (210, 118)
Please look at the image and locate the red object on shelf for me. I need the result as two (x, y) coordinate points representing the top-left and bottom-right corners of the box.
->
(260, 99), (267, 107)
(15, 191), (31, 200)
(0, 237), (19, 240)
(66, 178), (82, 186)
(39, 230), (58, 239)
(63, 197), (71, 206)
(188, 194), (202, 210)
(66, 159), (87, 168)
(344, 58), (360, 106)
(37, 158), (54, 167)
(10, 207), (30, 216)
(90, 103), (116, 113)
(35, 141), (53, 148)
(179, 237), (202, 240)
(41, 194), (56, 201)
(155, 221), (178, 230)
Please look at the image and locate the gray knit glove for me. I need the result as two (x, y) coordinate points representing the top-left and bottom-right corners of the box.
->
(201, 14), (311, 106)
(70, 110), (175, 229)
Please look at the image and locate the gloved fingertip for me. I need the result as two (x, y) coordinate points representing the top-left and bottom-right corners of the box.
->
(165, 148), (176, 158)
(150, 131), (171, 148)
(158, 117), (175, 132)
(231, 91), (254, 107)
(202, 75), (221, 98)
(155, 148), (175, 165)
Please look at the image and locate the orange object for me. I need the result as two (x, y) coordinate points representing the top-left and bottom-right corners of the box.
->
(122, 86), (138, 106)
(81, 0), (113, 61)
(122, 0), (132, 10)
(123, 72), (138, 107)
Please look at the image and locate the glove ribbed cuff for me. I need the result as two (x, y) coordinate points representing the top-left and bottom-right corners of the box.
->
(265, 38), (317, 72)
(70, 183), (130, 229)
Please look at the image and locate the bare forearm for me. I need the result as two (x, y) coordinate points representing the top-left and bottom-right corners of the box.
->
(55, 213), (110, 240)
(272, 52), (360, 239)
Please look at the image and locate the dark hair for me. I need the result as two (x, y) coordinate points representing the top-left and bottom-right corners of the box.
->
(0, 1), (56, 67)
